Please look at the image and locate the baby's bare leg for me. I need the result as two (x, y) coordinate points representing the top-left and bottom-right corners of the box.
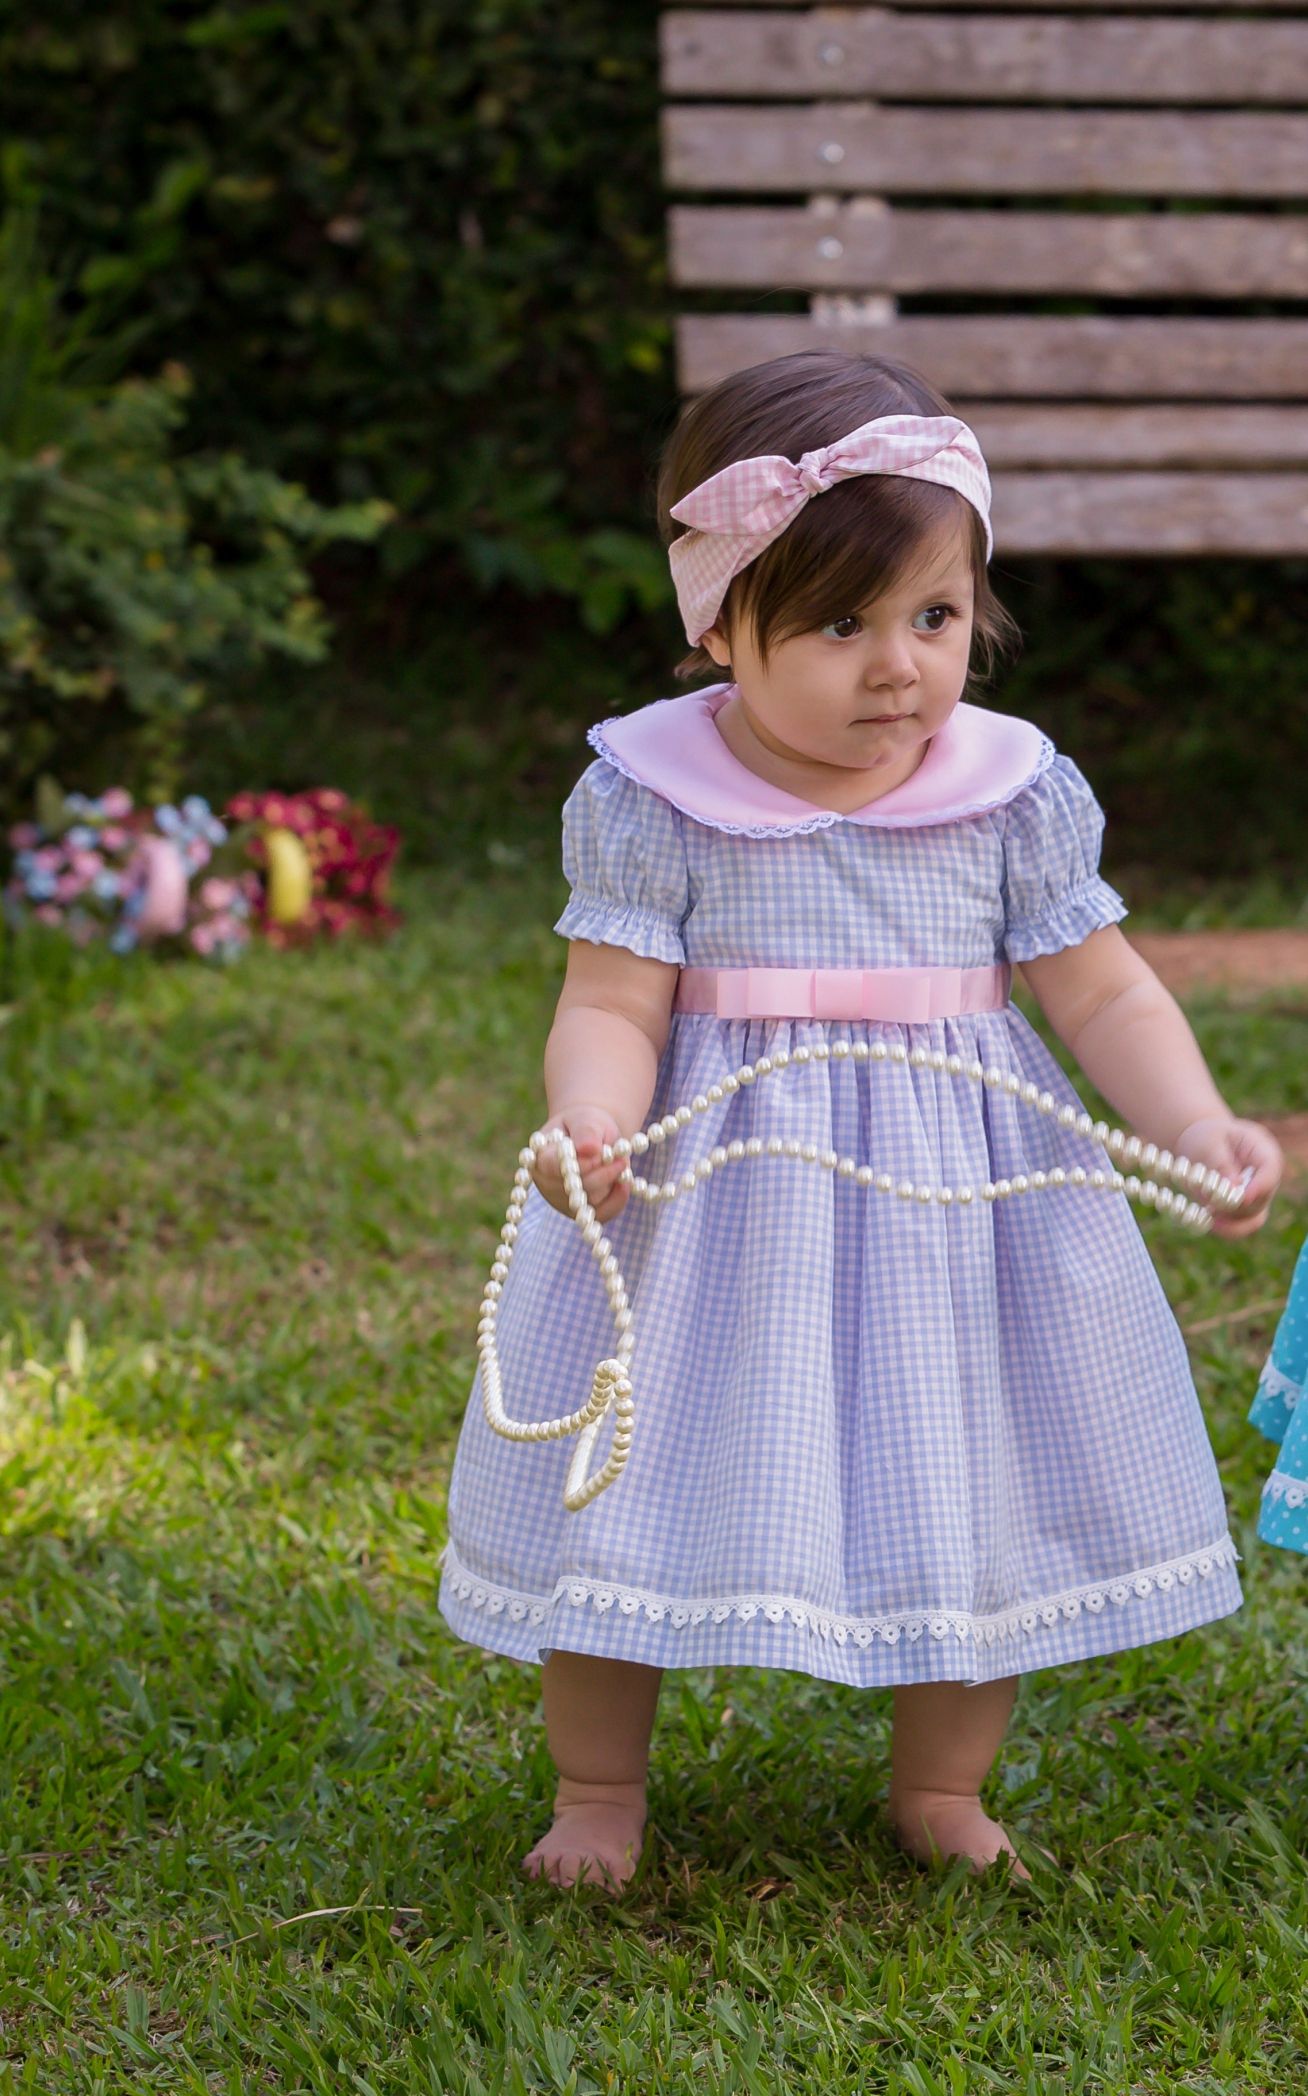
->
(889, 1676), (1028, 1875)
(522, 1652), (662, 1891)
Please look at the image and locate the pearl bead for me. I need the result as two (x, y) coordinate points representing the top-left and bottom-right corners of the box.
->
(896, 1179), (915, 1200)
(967, 1060), (984, 1082)
(1010, 1174), (1029, 1195)
(680, 1171), (698, 1193)
(890, 1043), (908, 1065)
(938, 1186), (953, 1205)
(946, 1055), (963, 1076)
(721, 1074), (739, 1094)
(491, 1260), (508, 1281)
(1020, 1082), (1040, 1107)
(794, 1141), (815, 1163)
(982, 1183), (997, 1201)
(820, 1149), (838, 1170)
(792, 1045), (811, 1064)
(909, 1046), (929, 1068)
(691, 1094), (709, 1115)
(727, 1140), (745, 1161)
(955, 1187), (973, 1205)
(1004, 1072), (1022, 1096)
(852, 1042), (870, 1060)
(831, 1040), (851, 1060)
(745, 1137), (763, 1157)
(695, 1158), (713, 1180)
(710, 1147), (728, 1168)
(1068, 1166), (1087, 1187)
(1029, 1171), (1047, 1191)
(856, 1167), (875, 1187)
(929, 1050), (947, 1072)
(837, 1158), (856, 1177)
(659, 1182), (677, 1202)
(995, 1178), (1012, 1198)
(875, 1173), (893, 1194)
(630, 1132), (649, 1154)
(785, 1139), (803, 1160)
(754, 1056), (773, 1076)
(1038, 1092), (1056, 1116)
(1089, 1170), (1107, 1191)
(647, 1124), (666, 1145)
(868, 1040), (887, 1061)
(812, 1041), (830, 1061)
(983, 1066), (1003, 1089)
(915, 1184), (934, 1204)
(772, 1049), (791, 1070)
(737, 1066), (756, 1086)
(1058, 1105), (1078, 1129)
(1123, 1136), (1142, 1163)
(706, 1084), (724, 1105)
(673, 1107), (692, 1129)
(767, 1136), (785, 1157)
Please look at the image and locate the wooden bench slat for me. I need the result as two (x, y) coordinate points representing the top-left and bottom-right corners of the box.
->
(665, 105), (1308, 196)
(678, 314), (1308, 396)
(995, 473), (1308, 553)
(662, 11), (1308, 105)
(966, 406), (1308, 468)
(704, 2), (1308, 13)
(671, 204), (1308, 297)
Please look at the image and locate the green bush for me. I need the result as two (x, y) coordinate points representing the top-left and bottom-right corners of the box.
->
(0, 1), (672, 628)
(0, 206), (390, 812)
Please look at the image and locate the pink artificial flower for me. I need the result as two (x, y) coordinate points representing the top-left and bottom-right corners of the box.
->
(101, 826), (129, 852)
(56, 872), (86, 902)
(100, 788), (133, 819)
(70, 849), (104, 880)
(190, 922), (218, 954)
(10, 823), (39, 849)
(32, 846), (62, 873)
(200, 877), (238, 910)
(33, 904), (62, 926)
(208, 912), (243, 944)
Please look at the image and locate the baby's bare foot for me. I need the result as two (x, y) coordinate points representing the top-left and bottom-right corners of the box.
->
(889, 1787), (1031, 1879)
(522, 1777), (647, 1892)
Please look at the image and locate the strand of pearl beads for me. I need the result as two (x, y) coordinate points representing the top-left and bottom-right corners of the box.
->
(479, 1037), (1249, 1510)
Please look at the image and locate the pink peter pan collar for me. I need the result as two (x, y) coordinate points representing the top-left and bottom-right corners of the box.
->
(588, 684), (1052, 836)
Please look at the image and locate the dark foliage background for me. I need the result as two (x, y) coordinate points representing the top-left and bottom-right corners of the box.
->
(0, 0), (1304, 881)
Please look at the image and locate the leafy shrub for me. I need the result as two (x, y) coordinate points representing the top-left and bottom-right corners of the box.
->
(0, 1), (672, 628)
(0, 206), (390, 813)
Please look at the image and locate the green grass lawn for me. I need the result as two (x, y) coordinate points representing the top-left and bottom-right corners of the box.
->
(1, 876), (1307, 2094)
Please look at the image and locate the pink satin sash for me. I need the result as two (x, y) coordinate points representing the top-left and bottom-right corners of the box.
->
(674, 962), (1011, 1025)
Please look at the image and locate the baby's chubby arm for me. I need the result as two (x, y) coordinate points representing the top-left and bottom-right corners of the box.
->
(1020, 925), (1282, 1238)
(533, 939), (679, 1223)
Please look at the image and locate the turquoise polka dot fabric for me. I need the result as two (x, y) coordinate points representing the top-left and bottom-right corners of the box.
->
(1249, 1234), (1308, 1554)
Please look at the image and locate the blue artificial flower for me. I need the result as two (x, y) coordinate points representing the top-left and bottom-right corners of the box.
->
(26, 871), (58, 902)
(93, 871), (121, 901)
(13, 850), (34, 878)
(155, 804), (182, 837)
(65, 793), (92, 816)
(66, 825), (97, 849)
(109, 923), (139, 955)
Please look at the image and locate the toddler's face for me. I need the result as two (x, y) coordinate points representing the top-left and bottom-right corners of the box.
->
(703, 518), (975, 785)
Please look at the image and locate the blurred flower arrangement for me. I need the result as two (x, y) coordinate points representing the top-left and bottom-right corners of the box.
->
(6, 779), (399, 959)
(225, 788), (400, 947)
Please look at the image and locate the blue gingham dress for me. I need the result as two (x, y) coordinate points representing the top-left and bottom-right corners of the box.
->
(1248, 1235), (1308, 1555)
(440, 740), (1240, 1686)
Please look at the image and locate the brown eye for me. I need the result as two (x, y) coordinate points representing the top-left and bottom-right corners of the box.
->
(821, 615), (861, 639)
(912, 605), (954, 634)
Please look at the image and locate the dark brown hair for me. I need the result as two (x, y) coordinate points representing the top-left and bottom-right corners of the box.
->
(657, 350), (1018, 685)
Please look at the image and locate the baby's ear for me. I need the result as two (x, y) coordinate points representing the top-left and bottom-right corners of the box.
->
(699, 622), (733, 670)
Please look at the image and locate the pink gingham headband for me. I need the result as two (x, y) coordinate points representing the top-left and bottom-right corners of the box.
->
(667, 413), (992, 646)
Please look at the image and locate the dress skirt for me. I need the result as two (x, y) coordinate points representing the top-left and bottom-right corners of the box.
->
(439, 1004), (1240, 1687)
(1248, 1235), (1308, 1556)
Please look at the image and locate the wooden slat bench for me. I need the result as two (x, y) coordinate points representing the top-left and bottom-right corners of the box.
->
(660, 1), (1308, 553)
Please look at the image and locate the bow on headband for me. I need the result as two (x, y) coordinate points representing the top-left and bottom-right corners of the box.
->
(667, 413), (993, 646)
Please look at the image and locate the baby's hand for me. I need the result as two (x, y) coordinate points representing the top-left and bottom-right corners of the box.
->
(532, 1106), (632, 1224)
(1175, 1114), (1283, 1239)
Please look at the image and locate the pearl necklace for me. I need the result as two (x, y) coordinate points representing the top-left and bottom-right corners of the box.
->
(479, 1038), (1248, 1512)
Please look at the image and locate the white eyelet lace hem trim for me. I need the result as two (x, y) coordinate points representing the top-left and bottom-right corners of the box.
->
(440, 1536), (1238, 1652)
(1263, 1470), (1308, 1510)
(1256, 1356), (1303, 1409)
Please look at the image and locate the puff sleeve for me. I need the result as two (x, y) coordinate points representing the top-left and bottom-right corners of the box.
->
(1001, 755), (1127, 962)
(554, 760), (689, 964)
